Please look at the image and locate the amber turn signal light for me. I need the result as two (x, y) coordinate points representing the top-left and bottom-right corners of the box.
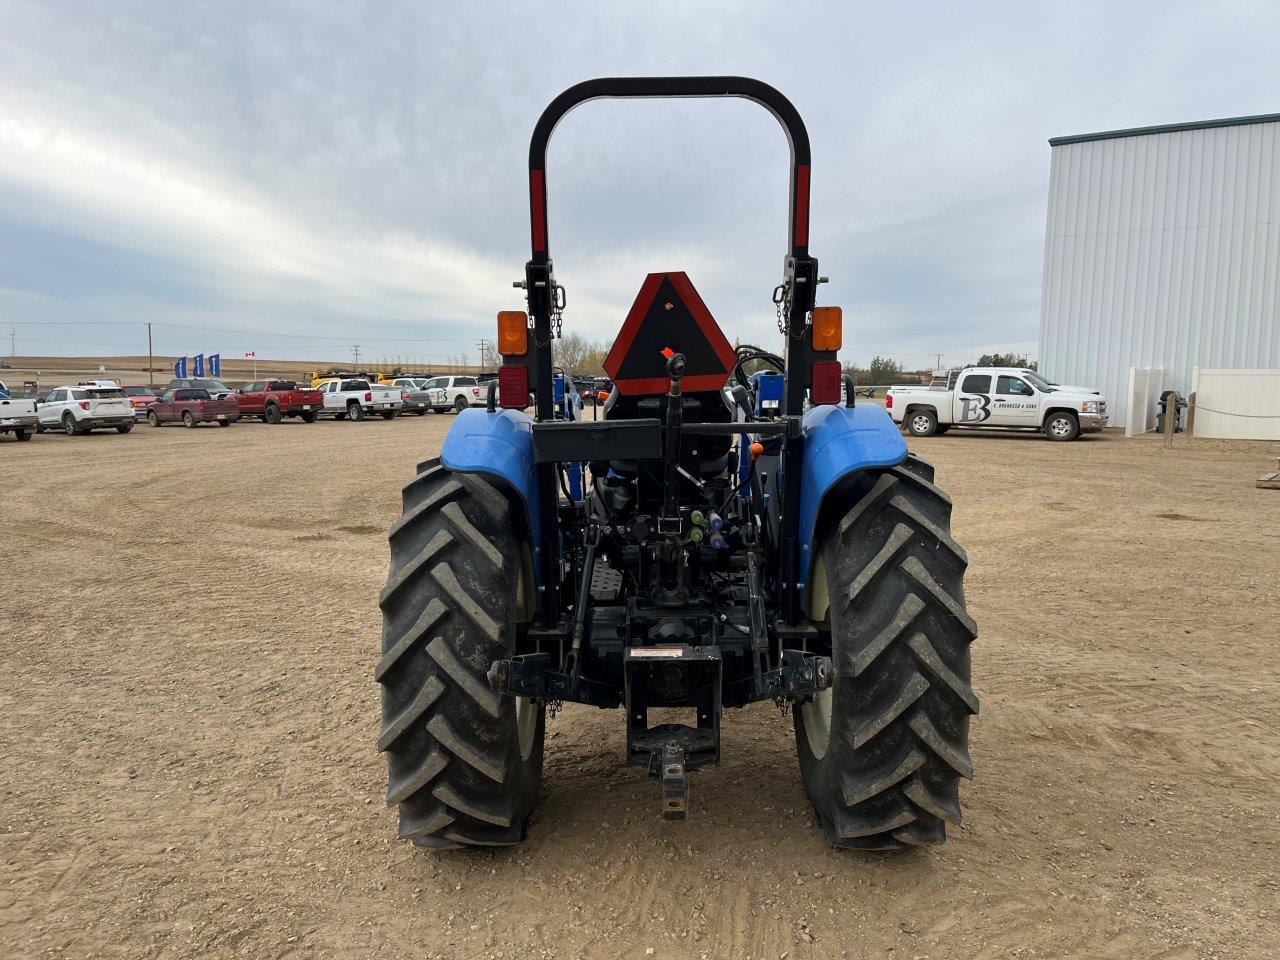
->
(811, 306), (842, 352)
(497, 310), (529, 356)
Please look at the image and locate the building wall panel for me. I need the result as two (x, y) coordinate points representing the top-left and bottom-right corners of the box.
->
(1040, 120), (1280, 427)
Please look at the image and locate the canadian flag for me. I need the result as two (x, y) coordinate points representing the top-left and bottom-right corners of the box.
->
(245, 351), (256, 358)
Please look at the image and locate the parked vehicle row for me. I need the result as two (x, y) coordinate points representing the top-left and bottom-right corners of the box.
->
(4, 371), (533, 442)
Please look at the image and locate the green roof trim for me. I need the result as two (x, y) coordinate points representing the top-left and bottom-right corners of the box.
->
(1050, 113), (1280, 146)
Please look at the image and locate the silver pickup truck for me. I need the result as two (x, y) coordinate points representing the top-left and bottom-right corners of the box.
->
(0, 380), (38, 441)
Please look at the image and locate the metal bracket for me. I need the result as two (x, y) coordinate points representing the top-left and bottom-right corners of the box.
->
(655, 742), (687, 821)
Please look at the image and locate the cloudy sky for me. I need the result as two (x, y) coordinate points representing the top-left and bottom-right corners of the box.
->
(2, 1), (1277, 370)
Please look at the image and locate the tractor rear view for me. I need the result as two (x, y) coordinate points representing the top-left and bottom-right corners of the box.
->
(377, 77), (977, 850)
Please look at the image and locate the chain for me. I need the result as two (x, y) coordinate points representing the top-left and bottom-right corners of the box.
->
(551, 284), (566, 339)
(772, 282), (790, 335)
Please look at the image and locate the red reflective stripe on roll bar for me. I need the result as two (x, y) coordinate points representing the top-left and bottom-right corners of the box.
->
(530, 169), (546, 252)
(793, 165), (810, 248)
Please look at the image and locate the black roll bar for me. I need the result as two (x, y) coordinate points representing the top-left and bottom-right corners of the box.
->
(526, 76), (813, 264)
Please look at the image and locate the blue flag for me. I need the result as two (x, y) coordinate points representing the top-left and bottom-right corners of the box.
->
(208, 354), (221, 377)
(193, 354), (205, 377)
(174, 356), (188, 378)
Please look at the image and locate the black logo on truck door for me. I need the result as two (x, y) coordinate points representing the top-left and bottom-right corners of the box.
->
(958, 394), (991, 423)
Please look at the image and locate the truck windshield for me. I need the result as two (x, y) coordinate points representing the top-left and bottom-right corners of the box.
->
(1023, 372), (1055, 393)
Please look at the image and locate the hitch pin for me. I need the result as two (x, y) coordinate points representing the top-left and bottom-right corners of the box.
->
(676, 465), (705, 490)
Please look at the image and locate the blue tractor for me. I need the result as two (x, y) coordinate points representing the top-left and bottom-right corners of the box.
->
(377, 77), (977, 850)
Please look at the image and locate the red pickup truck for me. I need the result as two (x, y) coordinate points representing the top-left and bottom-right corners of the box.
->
(146, 388), (241, 428)
(235, 379), (325, 423)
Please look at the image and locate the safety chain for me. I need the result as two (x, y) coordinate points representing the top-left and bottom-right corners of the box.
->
(551, 283), (567, 339)
(772, 281), (791, 335)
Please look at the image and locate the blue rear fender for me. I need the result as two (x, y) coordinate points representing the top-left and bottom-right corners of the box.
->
(439, 408), (542, 583)
(796, 403), (908, 604)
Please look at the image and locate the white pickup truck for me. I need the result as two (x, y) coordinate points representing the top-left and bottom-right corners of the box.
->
(422, 375), (483, 414)
(0, 379), (38, 441)
(315, 377), (403, 421)
(886, 367), (1107, 441)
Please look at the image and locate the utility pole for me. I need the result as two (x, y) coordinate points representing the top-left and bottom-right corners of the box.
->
(352, 344), (362, 369)
(147, 322), (155, 388)
(476, 339), (489, 371)
(9, 323), (16, 358)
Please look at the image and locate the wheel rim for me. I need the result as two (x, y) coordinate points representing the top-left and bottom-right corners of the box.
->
(63, 415), (74, 432)
(801, 687), (833, 760)
(1050, 417), (1071, 437)
(911, 414), (931, 434)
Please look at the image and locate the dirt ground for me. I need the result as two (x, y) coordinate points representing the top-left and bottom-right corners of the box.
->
(2, 414), (1278, 960)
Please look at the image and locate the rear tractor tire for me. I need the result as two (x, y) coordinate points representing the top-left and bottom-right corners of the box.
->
(795, 453), (978, 850)
(377, 459), (544, 848)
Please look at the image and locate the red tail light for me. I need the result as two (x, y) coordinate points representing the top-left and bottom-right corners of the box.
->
(79, 401), (90, 410)
(499, 366), (528, 409)
(401, 392), (409, 401)
(471, 387), (480, 398)
(363, 391), (372, 402)
(885, 393), (894, 409)
(810, 362), (842, 405)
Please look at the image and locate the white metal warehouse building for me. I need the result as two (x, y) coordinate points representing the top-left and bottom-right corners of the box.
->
(1038, 113), (1280, 434)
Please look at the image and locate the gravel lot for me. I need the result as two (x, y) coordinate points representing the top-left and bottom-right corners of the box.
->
(2, 415), (1277, 959)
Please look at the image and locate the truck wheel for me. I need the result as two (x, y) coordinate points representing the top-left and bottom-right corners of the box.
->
(433, 407), (448, 414)
(453, 397), (468, 414)
(377, 461), (544, 848)
(347, 402), (365, 422)
(148, 411), (161, 428)
(116, 424), (132, 434)
(795, 454), (977, 849)
(415, 408), (427, 416)
(381, 410), (397, 420)
(1043, 411), (1079, 441)
(906, 409), (938, 437)
(300, 410), (318, 423)
(182, 411), (197, 428)
(264, 403), (282, 425)
(62, 413), (82, 436)
(15, 429), (30, 441)
(35, 422), (45, 434)
(217, 420), (232, 427)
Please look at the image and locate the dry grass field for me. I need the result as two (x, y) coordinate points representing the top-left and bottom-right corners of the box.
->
(2, 415), (1278, 959)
